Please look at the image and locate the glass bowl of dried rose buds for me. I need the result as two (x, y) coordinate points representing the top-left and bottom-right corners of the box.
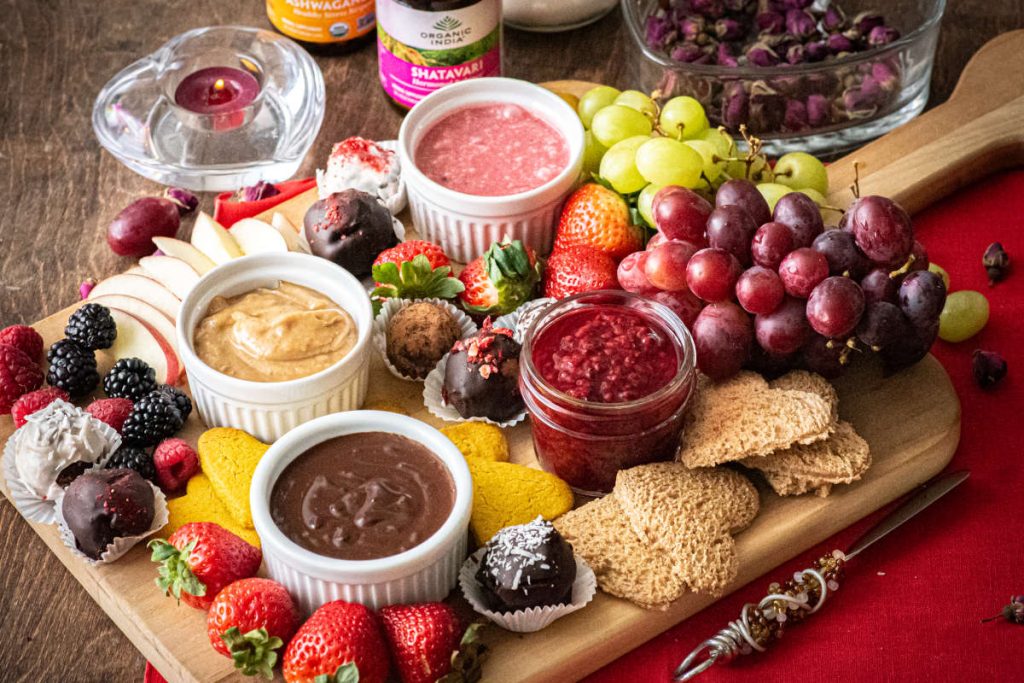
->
(624, 0), (945, 156)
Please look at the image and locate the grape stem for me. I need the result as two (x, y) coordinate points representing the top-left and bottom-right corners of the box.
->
(888, 254), (916, 278)
(849, 160), (862, 199)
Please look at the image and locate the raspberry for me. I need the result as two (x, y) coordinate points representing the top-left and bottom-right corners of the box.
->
(0, 326), (44, 362)
(153, 438), (199, 492)
(0, 343), (44, 414)
(85, 398), (134, 433)
(11, 387), (70, 427)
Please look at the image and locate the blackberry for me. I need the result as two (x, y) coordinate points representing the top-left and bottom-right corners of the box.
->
(46, 339), (99, 397)
(65, 303), (117, 350)
(105, 447), (156, 482)
(122, 391), (183, 446)
(103, 358), (156, 401)
(156, 385), (192, 422)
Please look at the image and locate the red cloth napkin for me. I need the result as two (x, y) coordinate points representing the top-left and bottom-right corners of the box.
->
(212, 177), (316, 228)
(147, 171), (1022, 683)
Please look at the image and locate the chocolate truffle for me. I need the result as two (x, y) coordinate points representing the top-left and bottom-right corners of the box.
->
(304, 189), (398, 277)
(475, 517), (577, 612)
(62, 468), (155, 559)
(442, 321), (523, 422)
(386, 302), (462, 379)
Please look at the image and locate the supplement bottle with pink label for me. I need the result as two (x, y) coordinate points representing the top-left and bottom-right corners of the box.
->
(376, 0), (502, 109)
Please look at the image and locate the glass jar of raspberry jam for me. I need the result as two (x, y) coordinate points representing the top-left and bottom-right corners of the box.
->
(519, 291), (697, 495)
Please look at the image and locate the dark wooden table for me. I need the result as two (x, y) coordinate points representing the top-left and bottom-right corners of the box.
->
(1, 1), (1021, 680)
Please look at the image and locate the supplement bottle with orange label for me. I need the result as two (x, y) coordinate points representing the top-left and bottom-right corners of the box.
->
(266, 0), (377, 53)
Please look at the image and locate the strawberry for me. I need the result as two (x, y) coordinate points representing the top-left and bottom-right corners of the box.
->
(207, 577), (301, 679)
(152, 437), (200, 492)
(374, 240), (451, 273)
(458, 239), (543, 316)
(85, 397), (134, 433)
(379, 603), (486, 683)
(371, 254), (464, 315)
(282, 600), (389, 683)
(149, 522), (262, 610)
(0, 343), (44, 414)
(11, 387), (69, 427)
(0, 325), (44, 362)
(553, 184), (643, 262)
(542, 246), (621, 300)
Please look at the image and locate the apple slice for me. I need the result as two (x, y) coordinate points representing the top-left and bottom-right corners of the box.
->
(105, 307), (180, 385)
(125, 265), (149, 278)
(191, 212), (243, 265)
(152, 237), (216, 275)
(89, 294), (182, 381)
(138, 255), (201, 300)
(229, 218), (289, 256)
(272, 212), (311, 254)
(90, 273), (181, 322)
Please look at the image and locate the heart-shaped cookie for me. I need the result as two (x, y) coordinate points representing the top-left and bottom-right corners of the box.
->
(467, 458), (573, 546)
(160, 473), (261, 548)
(197, 427), (269, 529)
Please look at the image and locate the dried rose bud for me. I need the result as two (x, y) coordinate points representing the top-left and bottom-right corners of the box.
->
(827, 32), (855, 54)
(871, 61), (899, 90)
(680, 16), (707, 42)
(756, 10), (785, 34)
(79, 279), (96, 300)
(671, 42), (705, 63)
(715, 17), (744, 41)
(749, 92), (786, 130)
(983, 242), (1010, 285)
(868, 25), (901, 47)
(972, 350), (1008, 390)
(237, 180), (280, 202)
(723, 0), (751, 12)
(716, 42), (739, 67)
(786, 43), (806, 64)
(746, 42), (781, 67)
(784, 98), (809, 130)
(164, 187), (199, 216)
(806, 94), (831, 126)
(690, 0), (725, 19)
(842, 86), (880, 118)
(803, 40), (828, 62)
(645, 15), (675, 48)
(853, 12), (885, 35)
(785, 9), (817, 39)
(781, 0), (813, 10)
(722, 82), (749, 128)
(822, 6), (847, 32)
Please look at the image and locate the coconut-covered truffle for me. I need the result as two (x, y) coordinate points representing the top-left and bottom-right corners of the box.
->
(474, 516), (576, 612)
(61, 468), (155, 559)
(386, 302), (462, 379)
(304, 189), (398, 278)
(442, 321), (523, 422)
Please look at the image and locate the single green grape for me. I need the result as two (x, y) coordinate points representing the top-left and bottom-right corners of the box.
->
(614, 90), (658, 120)
(581, 130), (607, 180)
(929, 262), (950, 290)
(635, 137), (704, 188)
(591, 104), (653, 149)
(939, 290), (989, 342)
(725, 154), (772, 183)
(637, 183), (663, 227)
(756, 182), (794, 212)
(659, 96), (709, 140)
(799, 187), (843, 225)
(773, 152), (829, 195)
(696, 127), (735, 160)
(577, 85), (621, 129)
(600, 138), (648, 194)
(685, 139), (725, 182)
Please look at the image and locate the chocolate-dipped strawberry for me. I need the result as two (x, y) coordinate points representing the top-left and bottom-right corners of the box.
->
(304, 189), (398, 277)
(62, 468), (155, 559)
(442, 320), (523, 422)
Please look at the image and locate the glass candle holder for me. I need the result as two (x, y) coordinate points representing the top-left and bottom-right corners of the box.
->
(92, 26), (325, 191)
(519, 291), (697, 495)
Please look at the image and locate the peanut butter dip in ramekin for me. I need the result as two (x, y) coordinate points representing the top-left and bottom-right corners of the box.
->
(194, 281), (357, 382)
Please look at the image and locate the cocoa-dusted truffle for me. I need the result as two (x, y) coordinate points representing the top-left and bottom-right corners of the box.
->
(61, 468), (155, 559)
(386, 302), (461, 379)
(475, 517), (576, 612)
(304, 189), (398, 277)
(442, 320), (523, 422)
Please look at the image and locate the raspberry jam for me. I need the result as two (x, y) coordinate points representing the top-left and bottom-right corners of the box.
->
(520, 292), (696, 495)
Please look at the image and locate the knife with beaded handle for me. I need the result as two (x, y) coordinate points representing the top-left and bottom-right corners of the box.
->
(674, 469), (970, 681)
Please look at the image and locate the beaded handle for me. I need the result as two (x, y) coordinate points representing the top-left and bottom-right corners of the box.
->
(673, 550), (847, 682)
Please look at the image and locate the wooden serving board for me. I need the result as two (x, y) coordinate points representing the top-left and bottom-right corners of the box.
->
(14, 31), (1024, 677)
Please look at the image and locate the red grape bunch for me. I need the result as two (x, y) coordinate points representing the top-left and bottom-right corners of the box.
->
(616, 180), (945, 380)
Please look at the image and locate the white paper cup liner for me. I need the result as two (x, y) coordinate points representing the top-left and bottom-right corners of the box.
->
(459, 547), (597, 633)
(423, 352), (527, 427)
(55, 479), (169, 565)
(493, 297), (557, 344)
(315, 139), (406, 216)
(2, 414), (121, 525)
(373, 298), (477, 382)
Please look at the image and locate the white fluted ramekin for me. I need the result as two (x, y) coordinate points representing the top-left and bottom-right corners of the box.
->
(398, 77), (585, 263)
(250, 411), (473, 613)
(177, 253), (372, 443)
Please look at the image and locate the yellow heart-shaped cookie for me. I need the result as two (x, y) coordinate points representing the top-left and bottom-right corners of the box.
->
(160, 473), (261, 548)
(197, 427), (269, 529)
(467, 459), (573, 546)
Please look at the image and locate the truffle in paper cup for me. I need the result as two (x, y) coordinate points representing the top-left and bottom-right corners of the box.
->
(2, 401), (121, 524)
(493, 297), (556, 344)
(459, 547), (597, 633)
(56, 478), (169, 565)
(373, 298), (477, 382)
(422, 352), (527, 428)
